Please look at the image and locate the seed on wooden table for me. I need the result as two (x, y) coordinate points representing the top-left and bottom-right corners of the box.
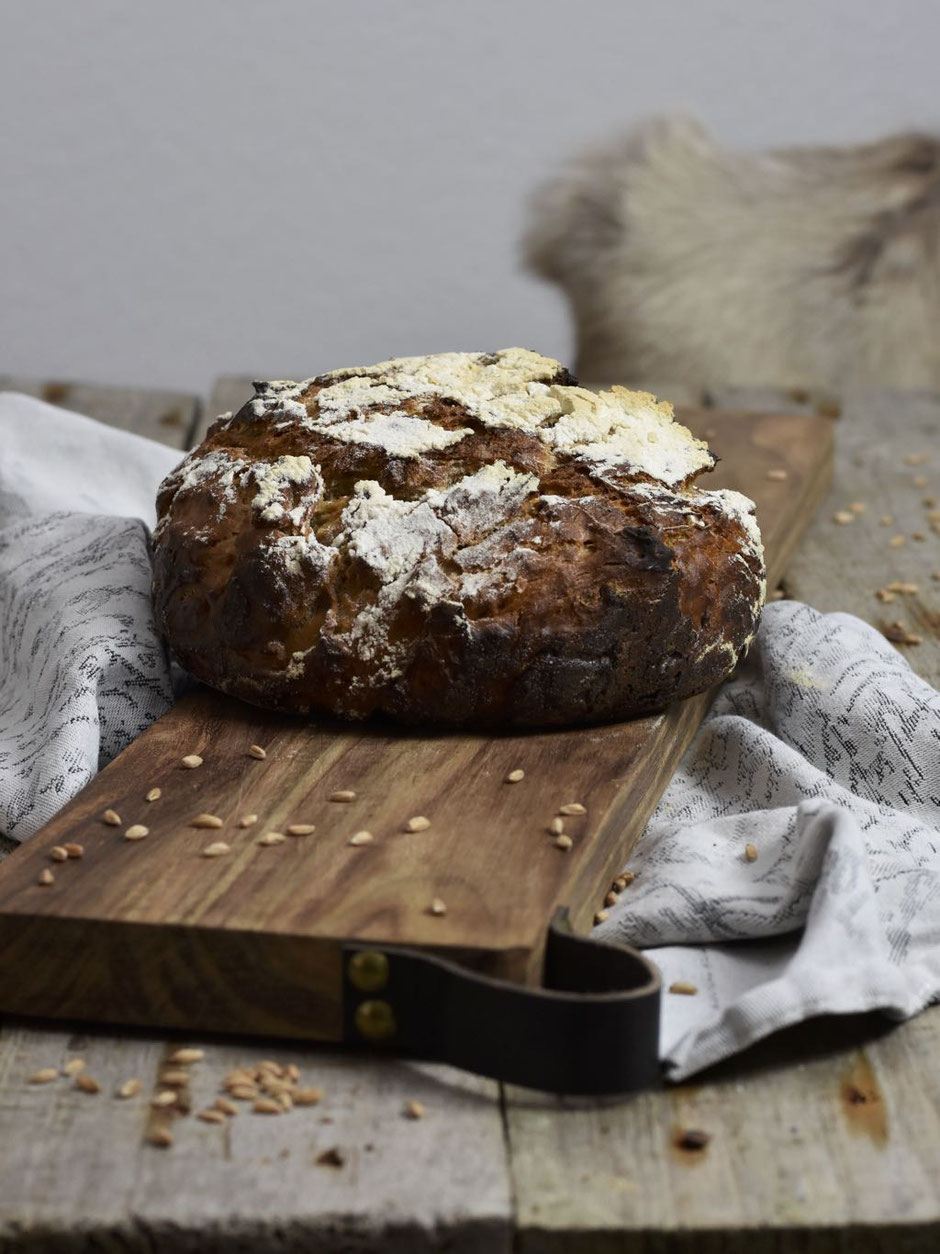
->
(505, 769), (525, 783)
(64, 843), (84, 859)
(293, 1087), (324, 1106)
(848, 501), (867, 513)
(765, 468), (788, 481)
(213, 1097), (240, 1116)
(889, 535), (906, 547)
(554, 834), (573, 851)
(75, 1074), (100, 1094)
(180, 754), (203, 769)
(593, 910), (609, 925)
(149, 1128), (174, 1148)
(559, 803), (586, 816)
(168, 1047), (204, 1064)
(146, 788), (162, 802)
(253, 1097), (283, 1115)
(745, 843), (759, 862)
(832, 510), (854, 525)
(102, 809), (122, 826)
(248, 744), (267, 759)
(287, 824), (316, 836)
(404, 1100), (426, 1120)
(285, 1064), (300, 1082)
(159, 1069), (189, 1087)
(37, 869), (54, 886)
(117, 1078), (142, 1099)
(28, 1068), (59, 1084)
(257, 831), (287, 846)
(50, 846), (69, 862)
(330, 790), (356, 802)
(202, 841), (231, 857)
(124, 825), (148, 841)
(239, 814), (258, 827)
(404, 816), (431, 832)
(151, 1090), (178, 1108)
(429, 897), (447, 916)
(63, 1058), (85, 1077)
(229, 1084), (258, 1100)
(277, 1091), (293, 1112)
(669, 980), (698, 995)
(191, 814), (223, 829)
(348, 830), (373, 846)
(604, 891), (619, 907)
(548, 817), (565, 835)
(197, 1108), (227, 1123)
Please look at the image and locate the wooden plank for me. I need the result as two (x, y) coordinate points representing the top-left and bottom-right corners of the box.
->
(0, 411), (832, 1042)
(0, 377), (201, 451)
(506, 388), (940, 1252)
(0, 1018), (511, 1252)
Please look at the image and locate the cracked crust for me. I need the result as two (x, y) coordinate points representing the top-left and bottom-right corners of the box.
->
(151, 350), (765, 727)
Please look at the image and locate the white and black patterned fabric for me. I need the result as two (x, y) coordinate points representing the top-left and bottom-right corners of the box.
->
(1, 392), (938, 1078)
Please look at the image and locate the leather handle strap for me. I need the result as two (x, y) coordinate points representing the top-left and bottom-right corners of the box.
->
(341, 908), (661, 1095)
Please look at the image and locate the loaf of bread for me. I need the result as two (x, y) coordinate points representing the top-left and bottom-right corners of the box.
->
(152, 349), (765, 727)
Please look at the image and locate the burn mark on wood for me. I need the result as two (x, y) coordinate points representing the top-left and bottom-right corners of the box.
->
(839, 1051), (889, 1147)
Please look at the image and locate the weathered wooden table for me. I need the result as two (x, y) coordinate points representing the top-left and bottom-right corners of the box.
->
(1, 376), (938, 1253)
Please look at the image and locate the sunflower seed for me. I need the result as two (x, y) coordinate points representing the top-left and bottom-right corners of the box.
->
(330, 790), (356, 802)
(229, 1084), (259, 1100)
(238, 814), (259, 827)
(593, 910), (609, 925)
(429, 897), (447, 916)
(248, 745), (267, 759)
(168, 1048), (204, 1064)
(404, 815), (431, 832)
(213, 1097), (240, 1116)
(117, 1078), (142, 1099)
(202, 841), (231, 857)
(197, 1108), (227, 1123)
(257, 831), (287, 846)
(63, 1058), (85, 1077)
(191, 814), (223, 829)
(765, 468), (788, 481)
(348, 830), (373, 846)
(832, 510), (854, 525)
(669, 980), (698, 995)
(151, 1090), (177, 1108)
(102, 809), (122, 826)
(404, 1100), (426, 1119)
(124, 825), (149, 841)
(149, 1128), (174, 1148)
(37, 869), (54, 886)
(293, 1087), (324, 1106)
(559, 803), (586, 816)
(287, 824), (316, 836)
(548, 817), (565, 835)
(253, 1097), (283, 1115)
(159, 1069), (189, 1087)
(505, 769), (525, 783)
(64, 843), (84, 859)
(604, 891), (619, 907)
(180, 754), (203, 769)
(28, 1068), (59, 1083)
(50, 846), (69, 862)
(75, 1074), (100, 1094)
(745, 843), (759, 862)
(146, 788), (162, 802)
(553, 834), (573, 851)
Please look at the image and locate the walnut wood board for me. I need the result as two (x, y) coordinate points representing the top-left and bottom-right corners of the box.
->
(0, 408), (832, 1043)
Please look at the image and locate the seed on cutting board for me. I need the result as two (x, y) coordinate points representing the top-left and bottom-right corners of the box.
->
(593, 910), (609, 925)
(149, 1128), (173, 1148)
(117, 1078), (142, 1099)
(559, 803), (586, 816)
(201, 841), (231, 857)
(146, 788), (161, 802)
(832, 510), (854, 525)
(287, 823), (316, 836)
(745, 843), (759, 862)
(63, 1058), (85, 1077)
(669, 980), (698, 995)
(37, 869), (55, 886)
(238, 814), (258, 827)
(348, 830), (373, 846)
(64, 843), (84, 859)
(548, 817), (565, 835)
(159, 1069), (189, 1087)
(765, 468), (788, 481)
(253, 1097), (283, 1115)
(124, 825), (149, 841)
(330, 790), (356, 802)
(248, 744), (267, 759)
(429, 897), (447, 916)
(293, 1087), (324, 1106)
(404, 815), (431, 832)
(505, 769), (525, 783)
(28, 1068), (59, 1084)
(257, 831), (287, 846)
(197, 1108), (227, 1124)
(169, 1047), (204, 1064)
(180, 754), (203, 769)
(213, 1097), (240, 1116)
(50, 846), (69, 862)
(75, 1074), (100, 1094)
(554, 834), (573, 851)
(404, 1100), (426, 1120)
(102, 809), (122, 826)
(151, 1090), (178, 1108)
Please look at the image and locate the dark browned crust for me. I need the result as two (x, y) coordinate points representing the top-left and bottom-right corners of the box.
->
(151, 362), (764, 727)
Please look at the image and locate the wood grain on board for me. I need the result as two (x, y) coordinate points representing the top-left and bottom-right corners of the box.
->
(0, 408), (832, 1042)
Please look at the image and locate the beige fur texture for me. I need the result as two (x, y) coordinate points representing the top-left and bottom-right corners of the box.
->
(524, 116), (940, 395)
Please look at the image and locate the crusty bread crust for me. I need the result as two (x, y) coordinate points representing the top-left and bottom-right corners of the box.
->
(152, 350), (765, 727)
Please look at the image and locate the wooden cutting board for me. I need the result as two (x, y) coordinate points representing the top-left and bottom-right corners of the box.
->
(0, 408), (833, 1042)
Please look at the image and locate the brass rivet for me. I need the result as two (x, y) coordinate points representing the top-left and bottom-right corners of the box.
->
(347, 950), (389, 993)
(354, 999), (397, 1041)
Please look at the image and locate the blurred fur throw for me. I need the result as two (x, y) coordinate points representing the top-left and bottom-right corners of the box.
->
(524, 117), (940, 395)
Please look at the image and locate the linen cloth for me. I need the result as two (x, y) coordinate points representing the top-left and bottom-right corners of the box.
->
(1, 392), (938, 1079)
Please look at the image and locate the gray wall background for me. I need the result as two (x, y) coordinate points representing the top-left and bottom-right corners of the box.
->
(2, 0), (938, 396)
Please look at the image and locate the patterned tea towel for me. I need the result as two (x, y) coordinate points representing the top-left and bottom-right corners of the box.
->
(1, 391), (939, 1079)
